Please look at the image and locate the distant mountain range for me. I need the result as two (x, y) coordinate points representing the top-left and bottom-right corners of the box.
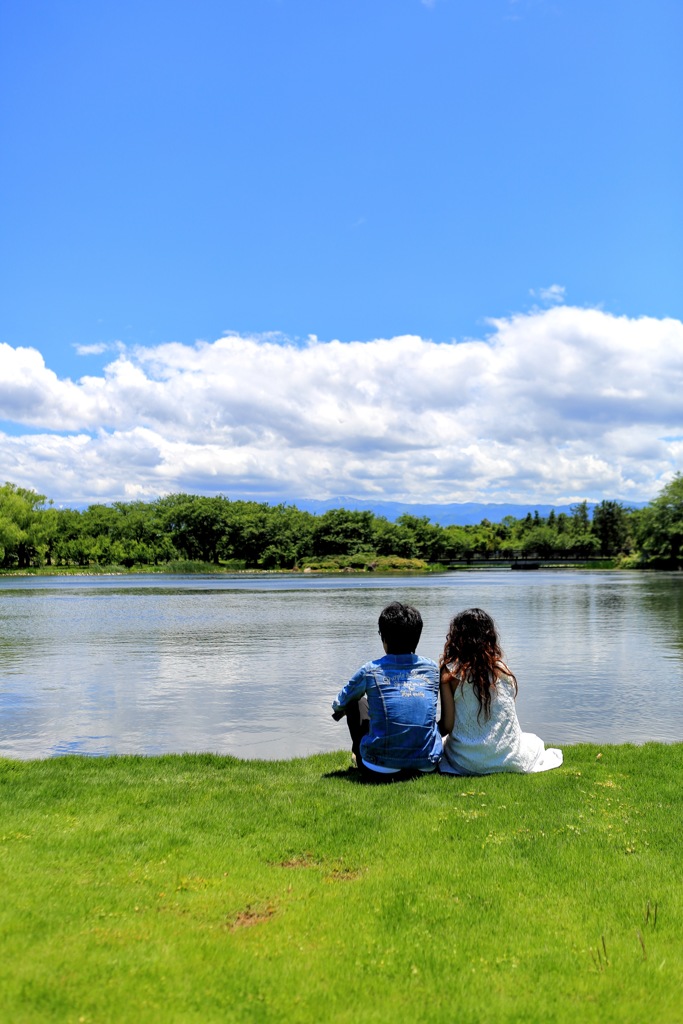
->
(58, 494), (647, 525)
(293, 496), (647, 526)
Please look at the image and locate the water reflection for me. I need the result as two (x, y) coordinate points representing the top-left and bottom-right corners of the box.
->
(0, 571), (681, 758)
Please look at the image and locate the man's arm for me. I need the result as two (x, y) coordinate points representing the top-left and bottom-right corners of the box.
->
(332, 668), (367, 720)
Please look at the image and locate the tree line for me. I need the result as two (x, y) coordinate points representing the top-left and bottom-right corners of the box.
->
(1, 475), (682, 571)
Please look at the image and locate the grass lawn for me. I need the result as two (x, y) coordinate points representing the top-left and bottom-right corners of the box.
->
(1, 745), (681, 1023)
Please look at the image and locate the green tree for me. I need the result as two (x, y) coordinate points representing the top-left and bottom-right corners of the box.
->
(566, 502), (599, 558)
(520, 526), (561, 559)
(570, 501), (591, 534)
(566, 531), (600, 558)
(312, 509), (374, 557)
(469, 519), (504, 560)
(394, 515), (445, 561)
(0, 482), (48, 567)
(591, 500), (632, 557)
(440, 526), (475, 562)
(209, 501), (312, 568)
(637, 474), (683, 566)
(372, 518), (418, 558)
(556, 512), (569, 534)
(51, 509), (86, 565)
(80, 504), (120, 540)
(221, 501), (269, 566)
(156, 494), (231, 563)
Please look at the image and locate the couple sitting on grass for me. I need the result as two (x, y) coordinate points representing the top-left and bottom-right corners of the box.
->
(332, 602), (563, 783)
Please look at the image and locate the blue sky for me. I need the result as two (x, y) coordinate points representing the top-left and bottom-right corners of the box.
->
(1, 0), (682, 506)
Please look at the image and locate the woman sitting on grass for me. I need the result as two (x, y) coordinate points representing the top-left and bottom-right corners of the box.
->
(438, 608), (562, 776)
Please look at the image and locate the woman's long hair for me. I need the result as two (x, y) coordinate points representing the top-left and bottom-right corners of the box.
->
(441, 608), (517, 720)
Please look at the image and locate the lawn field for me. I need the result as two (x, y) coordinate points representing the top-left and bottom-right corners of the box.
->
(1, 745), (681, 1023)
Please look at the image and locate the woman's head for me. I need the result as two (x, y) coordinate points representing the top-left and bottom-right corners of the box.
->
(442, 608), (516, 719)
(444, 608), (499, 664)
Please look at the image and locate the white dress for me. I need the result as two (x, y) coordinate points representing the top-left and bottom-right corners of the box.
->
(439, 672), (563, 776)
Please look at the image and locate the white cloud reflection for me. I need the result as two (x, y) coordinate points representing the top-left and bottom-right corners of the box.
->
(1, 306), (682, 505)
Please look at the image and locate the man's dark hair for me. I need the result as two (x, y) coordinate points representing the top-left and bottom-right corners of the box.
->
(378, 602), (423, 653)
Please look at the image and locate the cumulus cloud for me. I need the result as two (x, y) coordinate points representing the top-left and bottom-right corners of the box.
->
(1, 307), (682, 505)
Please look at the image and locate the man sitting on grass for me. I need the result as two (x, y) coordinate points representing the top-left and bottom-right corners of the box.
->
(332, 601), (442, 782)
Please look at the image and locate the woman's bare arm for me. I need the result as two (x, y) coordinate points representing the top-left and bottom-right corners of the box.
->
(439, 665), (455, 736)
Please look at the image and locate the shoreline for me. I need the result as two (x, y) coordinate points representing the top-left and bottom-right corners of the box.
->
(0, 560), (650, 579)
(3, 740), (681, 765)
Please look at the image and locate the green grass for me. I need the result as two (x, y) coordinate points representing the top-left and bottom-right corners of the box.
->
(1, 746), (681, 1022)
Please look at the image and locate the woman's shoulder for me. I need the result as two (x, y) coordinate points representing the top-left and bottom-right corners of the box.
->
(494, 664), (517, 693)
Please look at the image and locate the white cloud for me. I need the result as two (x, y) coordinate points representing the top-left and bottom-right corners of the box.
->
(74, 343), (110, 356)
(1, 306), (682, 505)
(530, 283), (566, 305)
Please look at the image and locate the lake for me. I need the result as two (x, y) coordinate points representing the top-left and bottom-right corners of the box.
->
(0, 570), (681, 759)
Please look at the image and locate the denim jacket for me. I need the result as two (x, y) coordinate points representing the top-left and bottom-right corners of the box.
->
(333, 653), (442, 771)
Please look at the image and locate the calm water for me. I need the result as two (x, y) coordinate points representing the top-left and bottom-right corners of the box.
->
(0, 571), (682, 759)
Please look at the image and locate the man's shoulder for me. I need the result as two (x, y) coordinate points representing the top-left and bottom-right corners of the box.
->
(407, 654), (439, 674)
(356, 654), (438, 674)
(350, 657), (384, 678)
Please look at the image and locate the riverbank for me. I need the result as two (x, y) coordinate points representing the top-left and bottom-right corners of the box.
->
(0, 554), (437, 577)
(1, 744), (681, 1022)
(0, 557), (630, 578)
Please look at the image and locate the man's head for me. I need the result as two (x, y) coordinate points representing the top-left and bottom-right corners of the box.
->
(378, 602), (423, 654)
